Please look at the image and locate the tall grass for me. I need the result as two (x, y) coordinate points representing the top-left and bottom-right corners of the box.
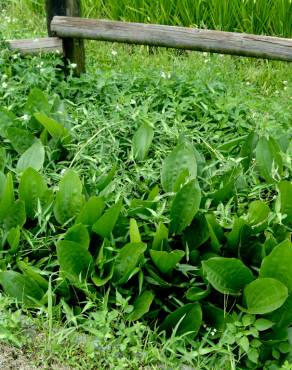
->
(6, 0), (292, 37)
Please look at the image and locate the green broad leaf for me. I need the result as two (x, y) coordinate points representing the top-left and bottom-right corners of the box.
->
(132, 122), (154, 161)
(182, 214), (209, 251)
(6, 128), (35, 154)
(150, 250), (185, 274)
(129, 219), (141, 243)
(255, 137), (283, 183)
(16, 140), (45, 173)
(91, 265), (114, 287)
(54, 170), (85, 225)
(64, 223), (90, 250)
(75, 196), (105, 227)
(170, 179), (201, 234)
(25, 88), (50, 114)
(7, 226), (20, 254)
(34, 112), (68, 139)
(227, 217), (246, 250)
(161, 142), (197, 193)
(96, 164), (117, 192)
(0, 148), (6, 172)
(3, 200), (26, 231)
(260, 240), (292, 291)
(254, 318), (274, 331)
(186, 287), (209, 301)
(152, 223), (168, 251)
(246, 200), (270, 231)
(0, 270), (44, 306)
(0, 172), (5, 198)
(244, 278), (288, 314)
(239, 336), (249, 353)
(0, 109), (16, 138)
(240, 131), (259, 171)
(205, 214), (224, 252)
(127, 291), (155, 321)
(112, 242), (146, 285)
(202, 257), (254, 295)
(57, 240), (93, 282)
(19, 167), (51, 219)
(160, 303), (202, 338)
(92, 199), (122, 239)
(268, 294), (292, 330)
(0, 173), (14, 222)
(277, 181), (292, 225)
(17, 260), (48, 292)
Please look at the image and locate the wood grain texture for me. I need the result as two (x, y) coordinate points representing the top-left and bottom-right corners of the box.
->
(8, 37), (63, 54)
(51, 17), (292, 61)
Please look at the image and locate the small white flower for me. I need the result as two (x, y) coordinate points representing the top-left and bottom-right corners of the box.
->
(111, 50), (117, 56)
(2, 82), (7, 88)
(202, 52), (208, 57)
(161, 71), (167, 78)
(283, 80), (288, 85)
(130, 99), (136, 105)
(12, 54), (18, 60)
(40, 68), (45, 74)
(275, 90), (279, 94)
(284, 86), (288, 91)
(246, 82), (251, 86)
(22, 114), (29, 121)
(2, 74), (7, 80)
(60, 169), (66, 175)
(70, 63), (77, 69)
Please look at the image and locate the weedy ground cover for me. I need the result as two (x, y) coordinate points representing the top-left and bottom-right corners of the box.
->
(1, 3), (292, 370)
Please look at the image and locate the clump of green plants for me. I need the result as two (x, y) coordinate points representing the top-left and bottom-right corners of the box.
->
(0, 75), (291, 369)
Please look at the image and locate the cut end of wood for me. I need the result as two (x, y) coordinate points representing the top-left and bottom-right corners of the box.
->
(8, 37), (63, 55)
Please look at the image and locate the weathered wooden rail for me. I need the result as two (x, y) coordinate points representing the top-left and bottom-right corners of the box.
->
(7, 0), (292, 76)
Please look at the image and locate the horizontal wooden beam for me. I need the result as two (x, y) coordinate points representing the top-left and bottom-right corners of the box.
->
(8, 37), (63, 54)
(51, 16), (292, 62)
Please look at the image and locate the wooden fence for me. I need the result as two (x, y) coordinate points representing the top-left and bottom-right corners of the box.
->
(8, 0), (292, 76)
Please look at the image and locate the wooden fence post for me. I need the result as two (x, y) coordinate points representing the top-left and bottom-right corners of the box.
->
(45, 0), (85, 75)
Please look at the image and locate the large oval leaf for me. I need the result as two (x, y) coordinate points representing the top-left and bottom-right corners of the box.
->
(255, 137), (283, 183)
(132, 122), (154, 161)
(160, 303), (202, 338)
(0, 271), (44, 306)
(57, 240), (93, 282)
(92, 199), (122, 239)
(0, 173), (14, 222)
(54, 170), (85, 225)
(150, 249), (185, 274)
(170, 179), (201, 234)
(161, 142), (197, 193)
(16, 140), (45, 173)
(75, 196), (105, 227)
(6, 127), (35, 154)
(3, 200), (26, 231)
(277, 181), (292, 225)
(127, 290), (155, 321)
(260, 240), (292, 291)
(19, 167), (51, 219)
(244, 278), (288, 314)
(202, 257), (254, 295)
(112, 242), (146, 285)
(246, 200), (270, 231)
(63, 223), (90, 250)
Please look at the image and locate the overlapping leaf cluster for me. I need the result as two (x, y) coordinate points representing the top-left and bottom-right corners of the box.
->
(0, 88), (292, 368)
